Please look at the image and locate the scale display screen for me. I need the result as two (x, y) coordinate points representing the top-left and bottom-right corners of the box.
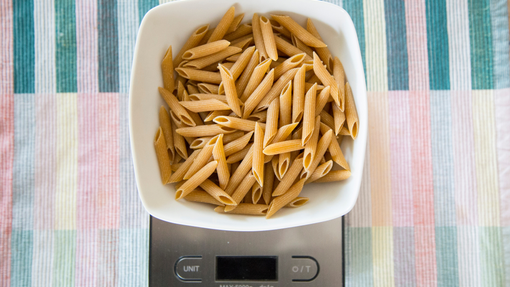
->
(216, 256), (278, 281)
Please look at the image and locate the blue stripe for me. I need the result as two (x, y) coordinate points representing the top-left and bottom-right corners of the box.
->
(343, 0), (367, 78)
(489, 0), (510, 89)
(426, 0), (450, 90)
(99, 0), (120, 92)
(10, 230), (33, 287)
(502, 227), (510, 285)
(345, 227), (374, 287)
(436, 227), (459, 287)
(13, 0), (35, 93)
(55, 0), (77, 93)
(138, 0), (158, 24)
(468, 0), (493, 90)
(53, 230), (76, 287)
(118, 229), (149, 286)
(384, 0), (409, 91)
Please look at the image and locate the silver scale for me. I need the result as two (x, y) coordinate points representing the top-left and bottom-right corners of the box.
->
(150, 216), (344, 286)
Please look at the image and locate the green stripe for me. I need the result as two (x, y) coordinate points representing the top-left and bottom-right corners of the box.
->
(426, 0), (450, 90)
(436, 227), (459, 286)
(345, 227), (374, 286)
(343, 0), (367, 77)
(53, 230), (76, 287)
(98, 0), (119, 92)
(55, 0), (77, 93)
(138, 0), (158, 24)
(468, 0), (493, 89)
(479, 227), (505, 286)
(10, 230), (33, 287)
(13, 0), (35, 93)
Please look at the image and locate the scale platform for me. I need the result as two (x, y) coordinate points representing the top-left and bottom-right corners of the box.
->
(150, 216), (344, 286)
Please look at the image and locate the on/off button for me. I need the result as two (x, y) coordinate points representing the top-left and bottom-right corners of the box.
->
(291, 256), (319, 281)
(175, 256), (203, 281)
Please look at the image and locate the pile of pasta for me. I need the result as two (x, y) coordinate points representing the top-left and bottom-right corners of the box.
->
(153, 6), (359, 219)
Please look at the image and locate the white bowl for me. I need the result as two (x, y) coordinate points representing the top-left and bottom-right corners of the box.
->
(129, 0), (367, 231)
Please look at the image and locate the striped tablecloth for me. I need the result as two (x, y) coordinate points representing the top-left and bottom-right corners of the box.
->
(0, 0), (509, 286)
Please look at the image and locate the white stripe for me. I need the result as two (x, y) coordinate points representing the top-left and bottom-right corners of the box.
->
(31, 230), (54, 287)
(118, 0), (138, 94)
(363, 0), (388, 92)
(76, 0), (98, 93)
(34, 0), (55, 93)
(446, 0), (471, 90)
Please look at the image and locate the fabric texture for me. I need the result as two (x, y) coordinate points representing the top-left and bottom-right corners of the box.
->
(0, 0), (509, 286)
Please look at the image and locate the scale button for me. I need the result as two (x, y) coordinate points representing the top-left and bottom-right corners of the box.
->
(291, 256), (319, 281)
(175, 256), (203, 281)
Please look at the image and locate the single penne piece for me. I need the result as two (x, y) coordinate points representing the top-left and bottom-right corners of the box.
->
(224, 145), (254, 195)
(274, 35), (312, 61)
(307, 74), (321, 85)
(182, 91), (205, 129)
(199, 179), (235, 205)
(333, 57), (346, 111)
(305, 82), (325, 91)
(208, 6), (236, 43)
(187, 84), (199, 95)
(235, 49), (260, 97)
(344, 82), (359, 139)
(255, 68), (299, 112)
(292, 65), (306, 123)
(224, 131), (254, 156)
(202, 62), (221, 72)
(242, 69), (275, 118)
(274, 53), (306, 80)
(230, 37), (253, 50)
(229, 46), (255, 81)
(226, 13), (244, 34)
(154, 127), (172, 184)
(191, 131), (245, 149)
(313, 52), (340, 107)
(176, 68), (222, 84)
(161, 45), (174, 92)
(169, 150), (201, 183)
(291, 35), (314, 58)
(339, 126), (350, 136)
(314, 170), (351, 183)
(278, 152), (290, 179)
(214, 116), (266, 132)
(189, 94), (227, 103)
(159, 106), (175, 162)
(332, 102), (346, 135)
(259, 16), (278, 61)
(224, 23), (253, 42)
(252, 182), (263, 204)
(184, 135), (219, 179)
(170, 113), (189, 159)
(221, 62), (235, 70)
(305, 160), (333, 184)
(252, 123), (265, 186)
(174, 24), (209, 67)
(270, 15), (326, 48)
(204, 110), (231, 122)
(272, 154), (304, 196)
(263, 98), (279, 147)
(217, 203), (268, 215)
(306, 18), (334, 71)
(180, 99), (231, 113)
(320, 110), (335, 130)
(171, 162), (183, 172)
(266, 178), (306, 218)
(329, 136), (350, 170)
(252, 13), (268, 61)
(271, 156), (281, 180)
(285, 197), (309, 208)
(300, 130), (333, 180)
(213, 135), (230, 189)
(218, 64), (242, 117)
(227, 54), (241, 61)
(197, 83), (219, 94)
(158, 87), (195, 127)
(302, 83), (317, 145)
(315, 86), (331, 116)
(184, 46), (241, 69)
(182, 40), (231, 60)
(175, 161), (218, 200)
(176, 124), (236, 137)
(272, 122), (299, 144)
(263, 139), (305, 155)
(246, 111), (267, 122)
(226, 143), (253, 164)
(227, 172), (257, 209)
(184, 190), (225, 206)
(240, 58), (272, 102)
(303, 116), (321, 170)
(262, 162), (275, 204)
(279, 81), (292, 127)
(270, 19), (292, 38)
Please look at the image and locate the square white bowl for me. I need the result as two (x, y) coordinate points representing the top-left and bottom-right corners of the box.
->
(129, 0), (367, 231)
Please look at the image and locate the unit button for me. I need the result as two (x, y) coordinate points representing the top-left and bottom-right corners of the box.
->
(175, 256), (203, 281)
(291, 256), (319, 281)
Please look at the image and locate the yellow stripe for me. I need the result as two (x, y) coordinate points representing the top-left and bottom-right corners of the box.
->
(363, 0), (388, 92)
(472, 90), (500, 226)
(372, 226), (395, 287)
(55, 93), (77, 230)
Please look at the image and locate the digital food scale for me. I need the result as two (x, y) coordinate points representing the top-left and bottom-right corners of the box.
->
(150, 216), (343, 286)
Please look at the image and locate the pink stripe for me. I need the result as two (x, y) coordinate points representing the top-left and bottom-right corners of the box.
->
(495, 88), (510, 226)
(98, 93), (120, 229)
(451, 91), (478, 225)
(409, 90), (437, 285)
(388, 91), (414, 227)
(76, 93), (99, 286)
(34, 94), (56, 230)
(0, 0), (13, 94)
(76, 0), (98, 93)
(405, 0), (430, 91)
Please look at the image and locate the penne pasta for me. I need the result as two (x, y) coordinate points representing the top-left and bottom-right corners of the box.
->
(252, 182), (262, 204)
(170, 111), (189, 159)
(159, 106), (175, 162)
(226, 143), (253, 164)
(270, 19), (292, 38)
(274, 53), (306, 80)
(271, 156), (281, 181)
(200, 179), (235, 205)
(252, 123), (265, 186)
(240, 58), (272, 102)
(292, 65), (306, 123)
(189, 94), (227, 103)
(204, 110), (231, 122)
(270, 15), (326, 48)
(171, 162), (183, 172)
(191, 131), (245, 149)
(182, 40), (230, 60)
(333, 56), (346, 111)
(314, 170), (351, 183)
(252, 13), (268, 61)
(302, 83), (317, 145)
(216, 203), (268, 215)
(291, 35), (314, 58)
(213, 135), (230, 189)
(180, 99), (231, 113)
(184, 135), (219, 180)
(279, 81), (292, 127)
(214, 116), (266, 132)
(161, 45), (175, 92)
(332, 102), (346, 135)
(255, 68), (299, 112)
(224, 23), (253, 42)
(187, 84), (199, 95)
(154, 127), (172, 184)
(320, 110), (335, 130)
(263, 98), (279, 147)
(169, 150), (201, 183)
(339, 126), (350, 136)
(266, 178), (306, 218)
(305, 160), (333, 184)
(175, 161), (218, 200)
(263, 139), (304, 155)
(306, 18), (334, 72)
(218, 64), (243, 117)
(303, 116), (321, 170)
(176, 124), (236, 137)
(300, 130), (333, 180)
(246, 110), (267, 122)
(274, 35), (312, 61)
(226, 13), (244, 34)
(230, 37), (253, 50)
(227, 172), (257, 210)
(272, 154), (304, 196)
(235, 49), (260, 97)
(229, 46), (255, 80)
(344, 82), (359, 139)
(285, 197), (309, 208)
(184, 190), (225, 206)
(159, 87), (195, 127)
(224, 131), (254, 156)
(208, 6), (236, 43)
(242, 69), (275, 118)
(313, 52), (340, 107)
(262, 162), (275, 204)
(184, 46), (241, 69)
(259, 16), (278, 61)
(315, 86), (331, 116)
(278, 152), (290, 179)
(197, 83), (219, 94)
(224, 145), (254, 195)
(226, 53), (241, 62)
(174, 24), (209, 67)
(176, 68), (222, 84)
